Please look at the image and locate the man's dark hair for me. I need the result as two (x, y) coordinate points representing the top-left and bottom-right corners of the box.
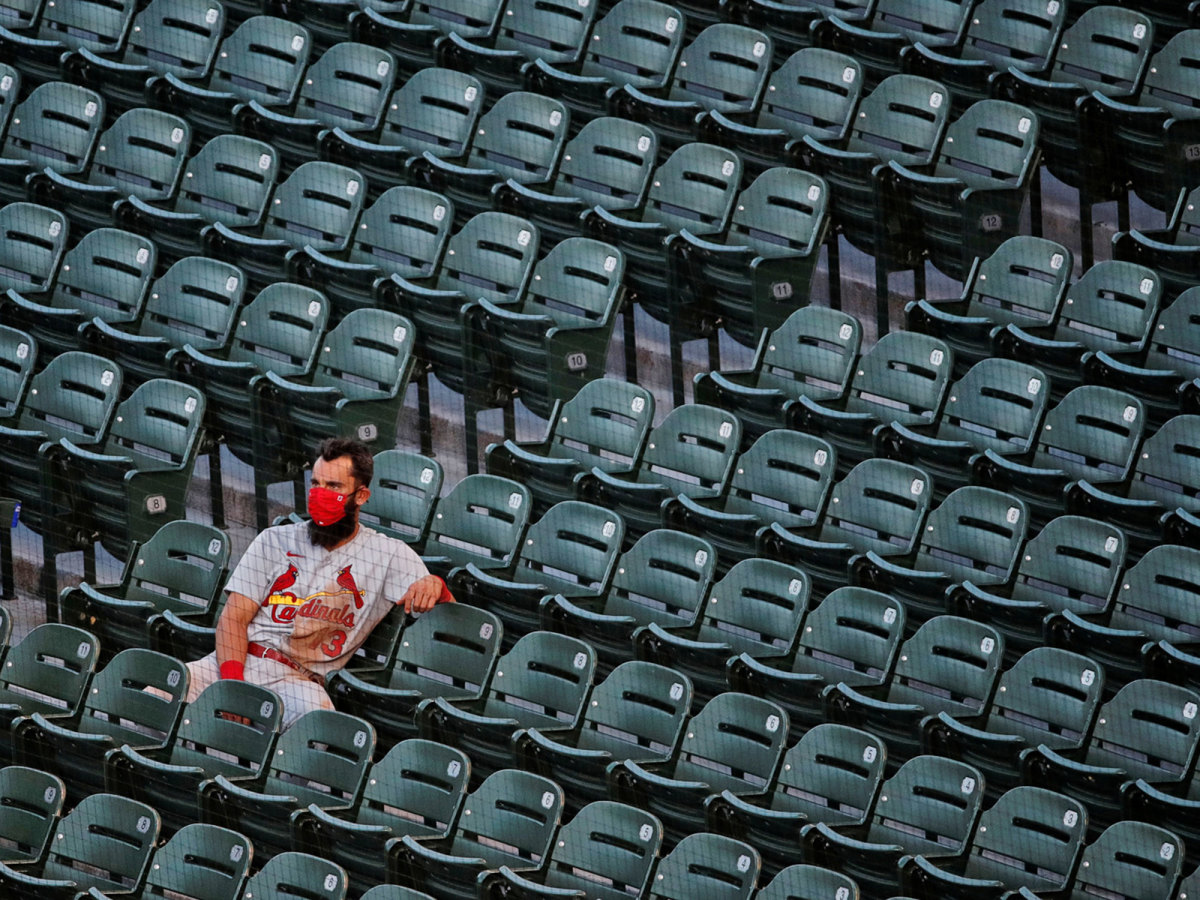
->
(315, 437), (374, 488)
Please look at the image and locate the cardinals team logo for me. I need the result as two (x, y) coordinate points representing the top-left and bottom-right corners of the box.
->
(265, 563), (300, 607)
(336, 565), (365, 609)
(263, 561), (362, 623)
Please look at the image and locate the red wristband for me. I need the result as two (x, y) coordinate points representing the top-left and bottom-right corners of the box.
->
(435, 575), (455, 604)
(219, 660), (245, 681)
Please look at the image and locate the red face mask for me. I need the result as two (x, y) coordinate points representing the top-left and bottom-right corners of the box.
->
(308, 486), (352, 527)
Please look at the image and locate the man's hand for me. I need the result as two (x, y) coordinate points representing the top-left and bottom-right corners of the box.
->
(401, 574), (454, 613)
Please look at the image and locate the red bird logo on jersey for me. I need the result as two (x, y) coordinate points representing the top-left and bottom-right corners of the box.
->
(336, 565), (365, 609)
(264, 563), (300, 607)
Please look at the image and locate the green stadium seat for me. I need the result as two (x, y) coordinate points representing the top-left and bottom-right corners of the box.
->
(645, 832), (761, 900)
(0, 766), (63, 866)
(0, 83), (103, 205)
(125, 823), (252, 900)
(240, 852), (347, 900)
(421, 474), (532, 578)
(356, 448), (444, 548)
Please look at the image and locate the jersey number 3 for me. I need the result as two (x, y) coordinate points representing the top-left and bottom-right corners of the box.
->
(321, 630), (346, 657)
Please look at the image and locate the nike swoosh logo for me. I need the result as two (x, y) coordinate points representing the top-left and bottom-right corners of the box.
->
(286, 552), (305, 558)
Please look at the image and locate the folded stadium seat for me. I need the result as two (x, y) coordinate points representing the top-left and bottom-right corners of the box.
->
(125, 823), (252, 900)
(993, 6), (1155, 269)
(79, 256), (246, 396)
(292, 739), (471, 896)
(318, 67), (484, 200)
(481, 800), (663, 900)
(0, 766), (64, 867)
(922, 645), (1104, 798)
(1, 227), (158, 363)
(632, 557), (809, 704)
(951, 514), (1126, 662)
(789, 325), (952, 479)
(448, 499), (624, 641)
(512, 660), (693, 811)
(1125, 754), (1200, 873)
(250, 306), (418, 527)
(288, 184), (454, 324)
(540, 528), (716, 673)
(415, 629), (596, 780)
(611, 23), (774, 155)
(801, 754), (986, 900)
(580, 141), (742, 404)
(326, 602), (503, 751)
(462, 237), (626, 465)
(1024, 678), (1200, 833)
(797, 73), (951, 332)
(48, 378), (207, 601)
(850, 485), (1029, 626)
(26, 107), (191, 234)
(874, 359), (1049, 500)
(0, 352), (122, 610)
(756, 866), (862, 900)
(608, 691), (789, 847)
(278, 0), (357, 53)
(12, 647), (189, 801)
(484, 377), (655, 517)
(668, 166), (831, 351)
(355, 448), (444, 549)
(59, 0), (225, 112)
(203, 709), (375, 861)
(492, 115), (658, 248)
(242, 853), (348, 900)
(235, 41), (397, 170)
(59, 520), (230, 666)
(573, 402), (741, 544)
(699, 47), (864, 181)
(899, 785), (1088, 900)
(523, 0), (686, 127)
(882, 98), (1042, 286)
(0, 0), (136, 85)
(705, 723), (887, 877)
(661, 429), (836, 573)
(351, 0), (504, 80)
(0, 313), (43, 409)
(420, 474), (532, 578)
(1044, 543), (1200, 691)
(0, 0), (41, 33)
(825, 614), (1004, 763)
(995, 259), (1162, 401)
(902, 0), (1068, 115)
(646, 832), (761, 900)
(757, 458), (932, 598)
(172, 281), (328, 529)
(0, 793), (160, 899)
(394, 768), (563, 898)
(0, 82), (104, 205)
(1113, 183), (1200, 304)
(904, 235), (1072, 378)
(147, 16), (312, 140)
(692, 306), (862, 444)
(105, 679), (282, 835)
(114, 134), (280, 262)
(410, 90), (570, 227)
(725, 0), (875, 64)
(439, 0), (599, 99)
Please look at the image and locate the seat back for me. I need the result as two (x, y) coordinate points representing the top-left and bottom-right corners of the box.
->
(983, 646), (1104, 752)
(936, 358), (1048, 456)
(1127, 414), (1200, 512)
(581, 0), (686, 93)
(1108, 544), (1200, 643)
(915, 486), (1027, 586)
(1140, 29), (1200, 121)
(865, 755), (986, 857)
(408, 0), (503, 38)
(261, 161), (366, 253)
(495, 0), (597, 64)
(176, 135), (279, 229)
(167, 679), (283, 780)
(575, 660), (692, 761)
(137, 256), (246, 352)
(1052, 260), (1160, 356)
(1008, 514), (1126, 616)
(542, 801), (662, 900)
(545, 378), (655, 475)
(0, 624), (96, 717)
(40, 794), (159, 892)
(872, 0), (975, 45)
(554, 117), (657, 212)
(262, 709), (375, 806)
(756, 306), (861, 403)
(964, 235), (1072, 327)
(356, 739), (470, 839)
(724, 428), (835, 530)
(958, 0), (1067, 74)
(1049, 6), (1153, 97)
(757, 48), (863, 144)
(0, 765), (64, 864)
(97, 378), (206, 475)
(36, 0), (135, 52)
(465, 91), (569, 185)
(0, 202), (67, 293)
(820, 459), (932, 558)
(515, 501), (625, 594)
(358, 448), (443, 545)
(2, 82), (103, 174)
(770, 723), (886, 824)
(1068, 821), (1183, 900)
(648, 832), (760, 900)
(602, 529), (715, 627)
(669, 23), (772, 114)
(242, 852), (347, 900)
(227, 282), (329, 376)
(378, 68), (484, 160)
(1145, 285), (1200, 381)
(386, 590), (503, 699)
(1083, 679), (1200, 782)
(886, 616), (1004, 717)
(933, 99), (1039, 189)
(293, 41), (396, 131)
(480, 631), (595, 728)
(516, 237), (624, 329)
(670, 692), (789, 793)
(89, 108), (190, 202)
(845, 331), (951, 426)
(0, 324), (34, 418)
(49, 227), (157, 323)
(14, 351), (122, 447)
(140, 823), (252, 900)
(425, 474), (532, 568)
(845, 74), (950, 168)
(725, 166), (828, 259)
(309, 307), (415, 401)
(791, 585), (906, 682)
(636, 403), (741, 496)
(447, 769), (564, 870)
(121, 520), (230, 616)
(1032, 385), (1145, 484)
(644, 141), (741, 235)
(755, 865), (858, 900)
(210, 16), (312, 108)
(348, 185), (453, 280)
(693, 557), (809, 658)
(121, 0), (225, 81)
(434, 211), (539, 306)
(71, 648), (189, 750)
